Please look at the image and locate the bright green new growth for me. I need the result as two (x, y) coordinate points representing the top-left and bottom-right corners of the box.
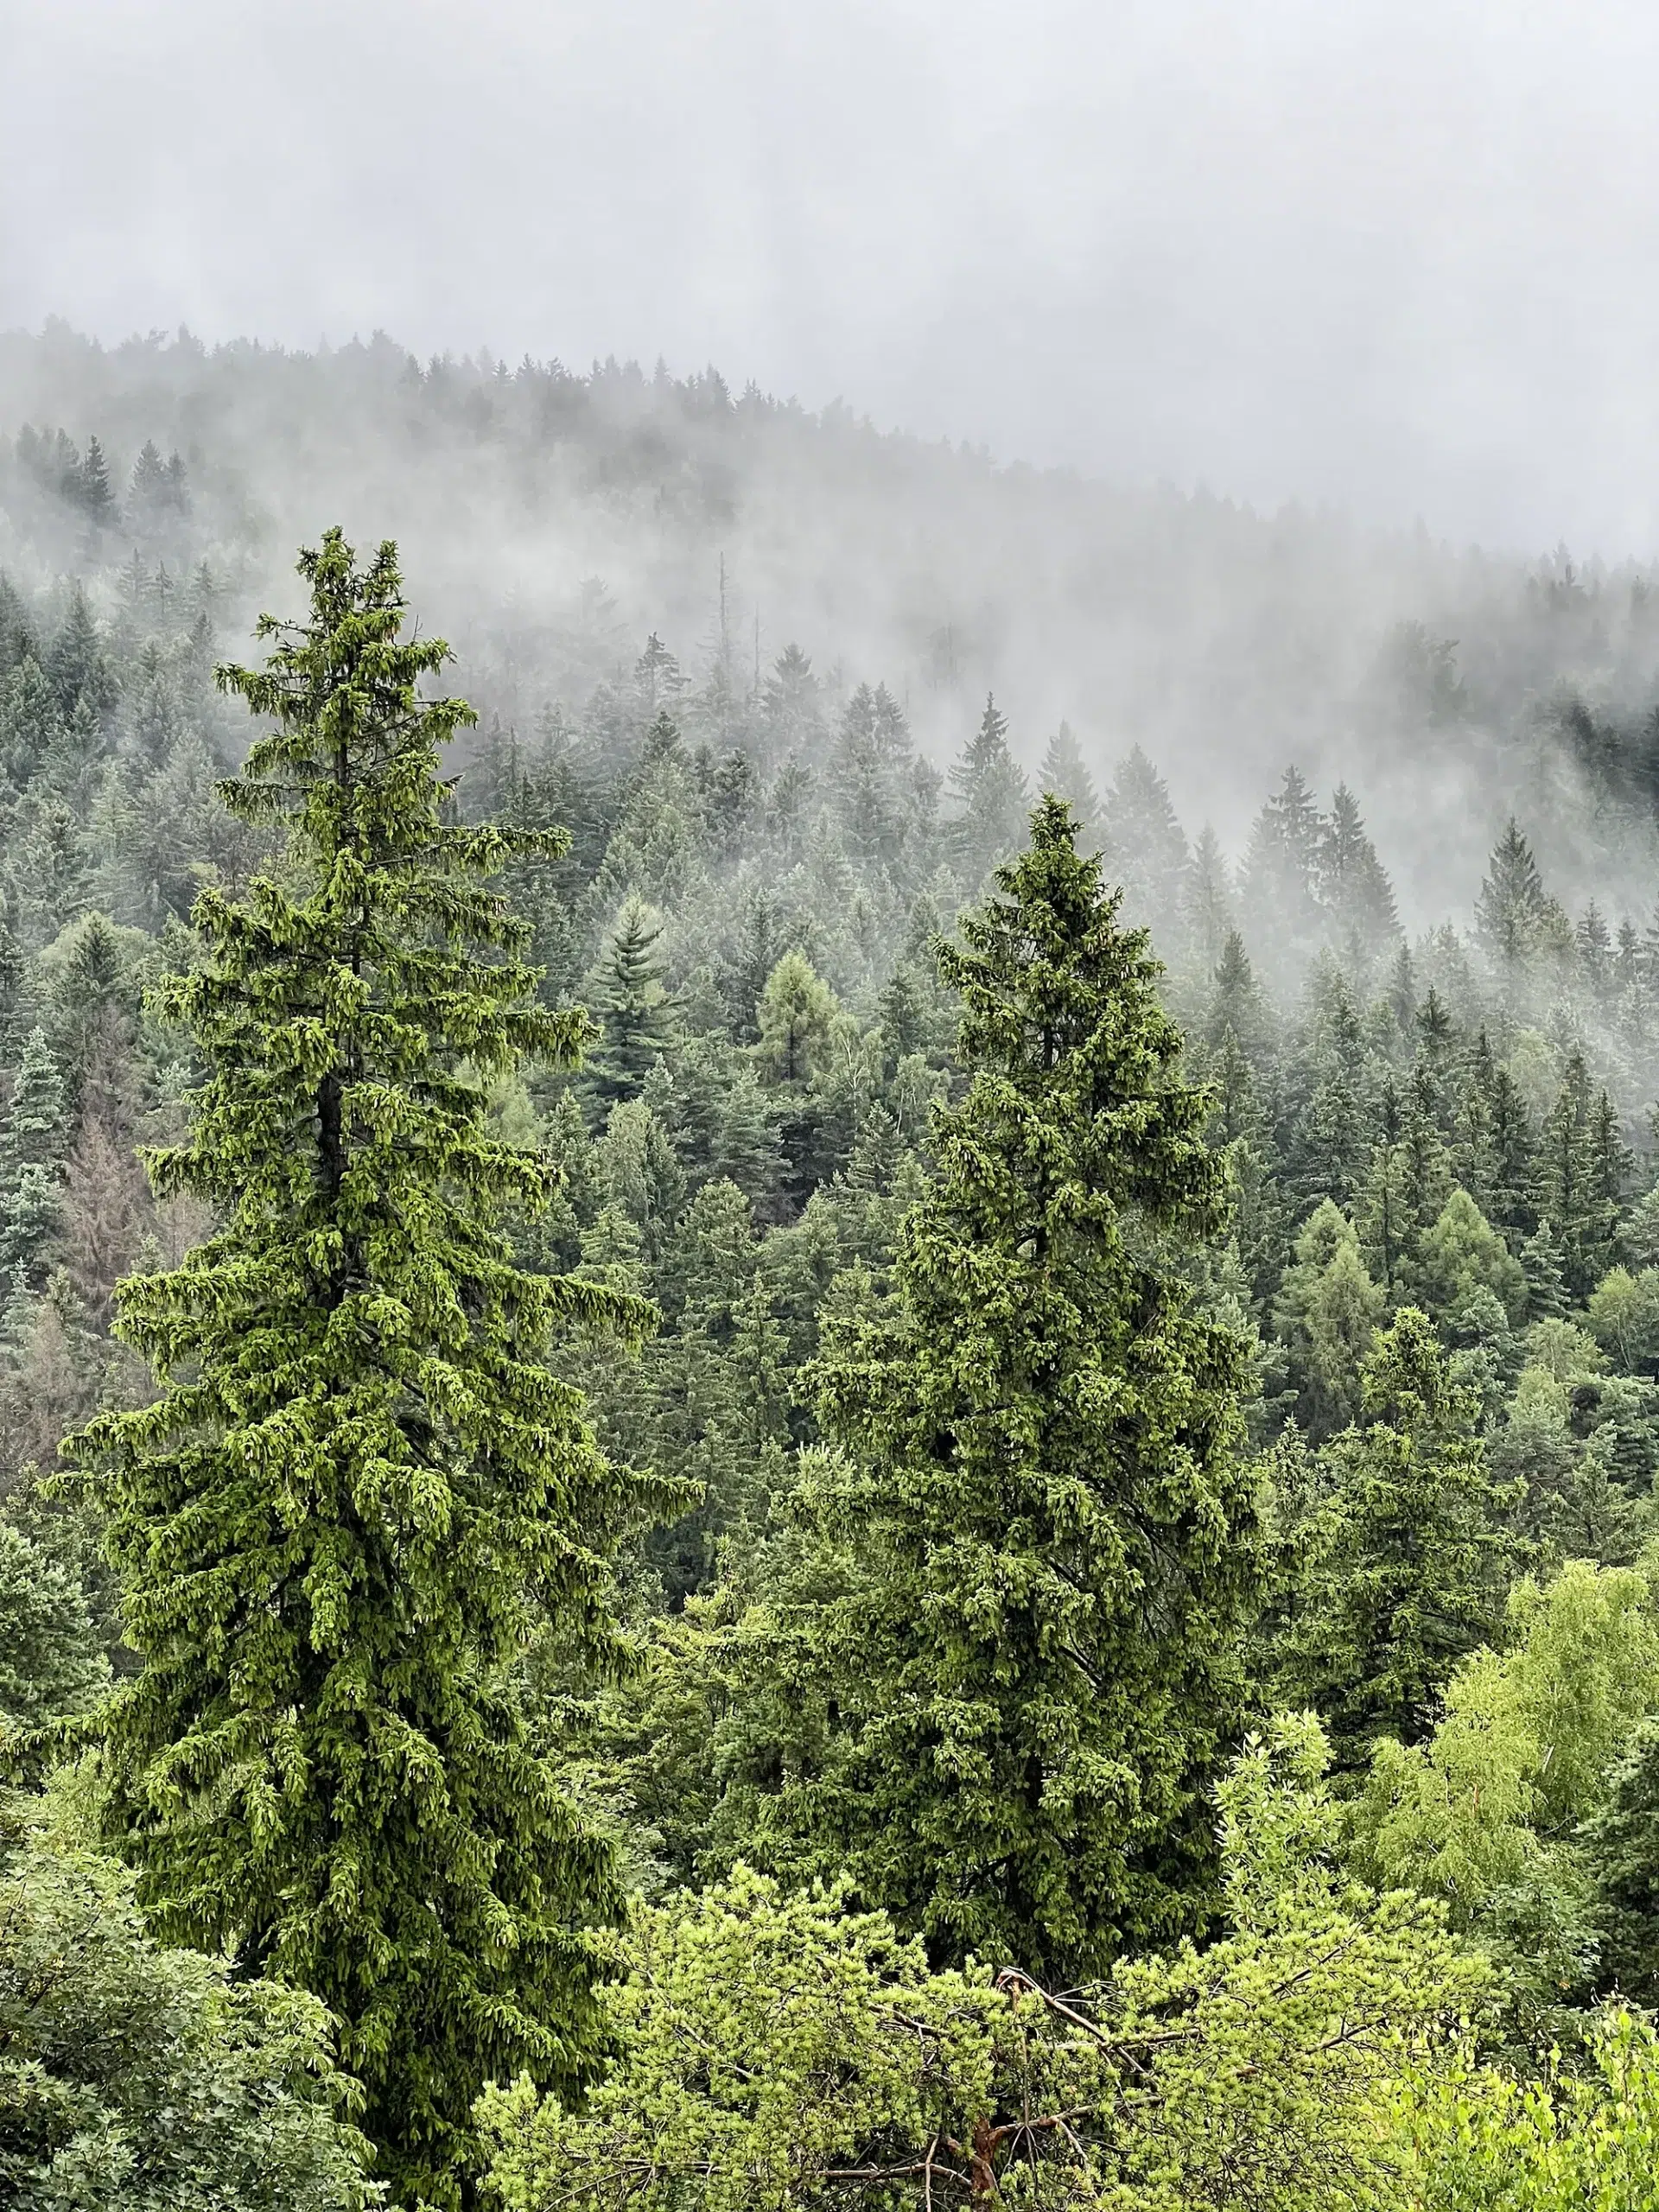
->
(736, 798), (1262, 1978)
(70, 531), (660, 2207)
(478, 1719), (1487, 2212)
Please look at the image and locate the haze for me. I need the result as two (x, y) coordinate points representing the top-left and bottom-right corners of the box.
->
(5, 0), (1659, 554)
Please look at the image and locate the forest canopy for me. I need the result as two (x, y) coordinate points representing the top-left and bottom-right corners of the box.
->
(6, 353), (1659, 2206)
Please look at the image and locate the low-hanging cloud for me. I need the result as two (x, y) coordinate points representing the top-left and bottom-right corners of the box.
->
(5, 0), (1659, 553)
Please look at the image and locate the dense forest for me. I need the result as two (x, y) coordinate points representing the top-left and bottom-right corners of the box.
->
(10, 340), (1659, 2207)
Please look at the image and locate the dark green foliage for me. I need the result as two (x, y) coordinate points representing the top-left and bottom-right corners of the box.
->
(0, 1795), (373, 2211)
(948, 692), (1029, 884)
(67, 531), (667, 2208)
(1277, 1309), (1520, 1750)
(724, 798), (1261, 1978)
(589, 893), (677, 1101)
(1584, 1715), (1659, 2004)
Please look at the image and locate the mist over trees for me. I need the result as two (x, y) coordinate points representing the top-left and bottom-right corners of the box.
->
(10, 335), (1659, 2203)
(8, 321), (1659, 920)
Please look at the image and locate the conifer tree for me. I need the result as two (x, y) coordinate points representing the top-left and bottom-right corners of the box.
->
(1522, 1218), (1572, 1319)
(1317, 783), (1398, 956)
(1239, 765), (1324, 959)
(1282, 1309), (1518, 1750)
(590, 893), (677, 1101)
(78, 434), (117, 529)
(1184, 824), (1235, 976)
(734, 798), (1262, 1978)
(68, 531), (664, 2208)
(948, 693), (1029, 883)
(1538, 1050), (1605, 1295)
(1100, 743), (1191, 949)
(833, 682), (912, 865)
(1474, 818), (1550, 974)
(1036, 719), (1100, 844)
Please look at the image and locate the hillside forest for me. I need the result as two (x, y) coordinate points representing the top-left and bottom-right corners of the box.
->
(9, 347), (1659, 2209)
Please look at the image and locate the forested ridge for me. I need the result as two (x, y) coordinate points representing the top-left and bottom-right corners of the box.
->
(9, 349), (1659, 2208)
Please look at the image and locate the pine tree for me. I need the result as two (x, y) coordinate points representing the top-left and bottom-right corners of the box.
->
(0, 1025), (67, 1189)
(0, 1020), (70, 1301)
(67, 531), (666, 2208)
(832, 682), (913, 865)
(1579, 901), (1614, 1001)
(760, 641), (823, 757)
(1203, 927), (1272, 1065)
(1474, 818), (1550, 973)
(46, 580), (115, 722)
(128, 437), (169, 526)
(79, 435), (117, 529)
(756, 950), (839, 1086)
(1521, 1218), (1572, 1319)
(590, 894), (677, 1102)
(733, 797), (1262, 1977)
(1282, 1309), (1518, 1750)
(1100, 744), (1190, 949)
(1184, 824), (1235, 977)
(1036, 719), (1100, 844)
(1317, 784), (1398, 956)
(1239, 765), (1325, 960)
(948, 693), (1029, 884)
(1538, 1051), (1601, 1296)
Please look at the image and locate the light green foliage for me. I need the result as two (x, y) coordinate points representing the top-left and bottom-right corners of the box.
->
(1586, 1264), (1659, 1376)
(1407, 2008), (1659, 2210)
(0, 1793), (372, 2211)
(754, 950), (839, 1086)
(1276, 1198), (1389, 1435)
(1410, 1187), (1529, 1328)
(720, 798), (1262, 1978)
(588, 893), (677, 1103)
(1354, 1560), (1659, 1995)
(67, 532), (669, 2207)
(478, 1718), (1486, 2212)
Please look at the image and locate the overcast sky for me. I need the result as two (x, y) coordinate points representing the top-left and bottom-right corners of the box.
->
(4, 0), (1659, 555)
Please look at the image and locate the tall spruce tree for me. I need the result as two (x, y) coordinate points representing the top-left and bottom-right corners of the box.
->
(1037, 718), (1101, 844)
(948, 692), (1029, 884)
(67, 532), (664, 2208)
(734, 797), (1262, 1978)
(590, 893), (677, 1102)
(1280, 1309), (1518, 1751)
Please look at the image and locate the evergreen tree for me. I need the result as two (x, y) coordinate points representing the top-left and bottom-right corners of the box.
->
(1100, 743), (1190, 948)
(1538, 1051), (1605, 1296)
(731, 798), (1262, 1977)
(1239, 765), (1325, 961)
(1521, 1218), (1572, 1319)
(46, 580), (114, 722)
(1474, 818), (1551, 974)
(1203, 927), (1272, 1065)
(755, 950), (839, 1087)
(1281, 1309), (1518, 1750)
(79, 434), (117, 530)
(832, 682), (912, 866)
(1274, 1199), (1388, 1438)
(1036, 719), (1100, 844)
(948, 693), (1028, 884)
(1317, 783), (1398, 955)
(1184, 823), (1235, 978)
(67, 531), (665, 2208)
(0, 1024), (67, 1189)
(760, 641), (823, 757)
(590, 894), (677, 1102)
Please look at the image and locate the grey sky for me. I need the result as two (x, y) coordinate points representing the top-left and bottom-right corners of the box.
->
(5, 0), (1659, 555)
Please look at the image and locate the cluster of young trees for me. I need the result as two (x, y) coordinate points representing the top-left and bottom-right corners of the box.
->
(7, 512), (1659, 2209)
